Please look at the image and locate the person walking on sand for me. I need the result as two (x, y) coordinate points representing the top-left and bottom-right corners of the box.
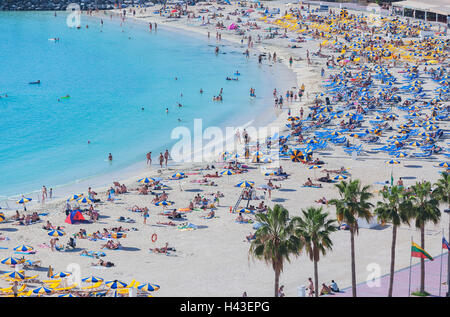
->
(42, 185), (47, 202)
(164, 149), (170, 167)
(307, 277), (314, 297)
(159, 153), (164, 168)
(146, 152), (152, 166)
(12, 281), (18, 297)
(278, 285), (285, 297)
(143, 210), (149, 224)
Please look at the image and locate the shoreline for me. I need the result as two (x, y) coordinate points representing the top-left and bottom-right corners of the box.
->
(1, 8), (307, 209)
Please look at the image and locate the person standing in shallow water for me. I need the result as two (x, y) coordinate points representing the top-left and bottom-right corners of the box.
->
(108, 153), (113, 161)
(164, 149), (170, 167)
(146, 152), (152, 166)
(159, 153), (164, 168)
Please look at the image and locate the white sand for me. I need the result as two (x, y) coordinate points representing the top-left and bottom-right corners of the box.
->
(1, 1), (449, 297)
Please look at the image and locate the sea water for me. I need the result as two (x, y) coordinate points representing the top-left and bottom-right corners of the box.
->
(0, 11), (296, 201)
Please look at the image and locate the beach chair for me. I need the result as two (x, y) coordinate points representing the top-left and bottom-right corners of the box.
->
(53, 283), (77, 292)
(82, 281), (103, 290)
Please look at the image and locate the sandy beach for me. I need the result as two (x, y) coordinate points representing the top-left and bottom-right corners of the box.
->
(1, 1), (449, 297)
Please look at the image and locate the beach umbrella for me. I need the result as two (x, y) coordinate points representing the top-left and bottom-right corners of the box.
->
(252, 151), (263, 158)
(386, 160), (400, 165)
(155, 200), (173, 207)
(409, 141), (422, 147)
(264, 171), (278, 176)
(308, 165), (322, 170)
(110, 232), (127, 239)
(32, 287), (52, 295)
(137, 283), (160, 292)
(305, 139), (318, 144)
(48, 229), (65, 237)
(51, 272), (71, 279)
(238, 208), (253, 214)
(59, 293), (76, 297)
(105, 280), (128, 289)
(438, 162), (449, 168)
(67, 194), (82, 202)
(16, 197), (32, 204)
(220, 170), (235, 176)
(82, 276), (104, 283)
(334, 174), (347, 181)
(3, 271), (25, 280)
(13, 245), (33, 252)
(287, 116), (300, 122)
(76, 196), (93, 204)
(138, 177), (154, 184)
(172, 172), (185, 179)
(236, 181), (255, 188)
(1, 257), (22, 265)
(0, 213), (5, 223)
(290, 150), (304, 162)
(330, 132), (342, 137)
(395, 152), (408, 158)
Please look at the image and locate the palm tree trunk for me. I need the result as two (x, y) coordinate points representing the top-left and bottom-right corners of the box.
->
(350, 227), (357, 297)
(313, 247), (319, 297)
(420, 225), (425, 293)
(388, 225), (397, 297)
(274, 268), (280, 297)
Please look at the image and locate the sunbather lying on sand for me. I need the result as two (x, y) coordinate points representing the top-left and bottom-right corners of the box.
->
(304, 178), (322, 188)
(91, 259), (114, 267)
(157, 221), (176, 226)
(315, 197), (328, 204)
(322, 167), (347, 174)
(101, 240), (121, 250)
(149, 242), (176, 254)
(205, 171), (221, 177)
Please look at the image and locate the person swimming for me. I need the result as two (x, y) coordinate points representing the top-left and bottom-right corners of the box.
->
(29, 80), (41, 85)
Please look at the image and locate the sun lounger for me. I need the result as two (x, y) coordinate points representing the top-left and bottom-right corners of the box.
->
(82, 281), (103, 290)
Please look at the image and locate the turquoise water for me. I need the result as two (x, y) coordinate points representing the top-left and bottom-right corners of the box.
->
(0, 12), (294, 199)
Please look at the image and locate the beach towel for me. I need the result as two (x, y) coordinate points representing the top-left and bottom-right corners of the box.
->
(302, 185), (322, 188)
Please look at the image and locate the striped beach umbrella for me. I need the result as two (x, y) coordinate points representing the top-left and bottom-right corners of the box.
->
(0, 213), (5, 222)
(67, 194), (82, 202)
(76, 196), (93, 204)
(252, 151), (264, 158)
(290, 150), (304, 162)
(238, 208), (253, 214)
(137, 283), (160, 292)
(287, 116), (300, 121)
(236, 181), (255, 188)
(308, 165), (322, 170)
(1, 257), (22, 265)
(82, 276), (104, 283)
(264, 171), (278, 176)
(48, 229), (65, 237)
(16, 197), (32, 204)
(409, 141), (422, 147)
(155, 200), (173, 207)
(438, 162), (449, 168)
(330, 131), (342, 137)
(220, 170), (235, 176)
(13, 245), (33, 252)
(138, 177), (154, 184)
(395, 152), (408, 158)
(172, 172), (185, 179)
(105, 280), (128, 289)
(334, 174), (347, 181)
(3, 271), (25, 280)
(51, 272), (71, 278)
(386, 160), (400, 165)
(59, 293), (76, 297)
(32, 287), (52, 295)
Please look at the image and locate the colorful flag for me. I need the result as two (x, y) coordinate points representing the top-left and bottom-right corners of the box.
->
(443, 237), (450, 250)
(411, 242), (433, 261)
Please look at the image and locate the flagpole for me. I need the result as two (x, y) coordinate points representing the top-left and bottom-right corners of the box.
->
(408, 236), (413, 297)
(439, 230), (444, 297)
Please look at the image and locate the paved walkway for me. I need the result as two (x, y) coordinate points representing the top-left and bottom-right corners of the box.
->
(330, 253), (448, 297)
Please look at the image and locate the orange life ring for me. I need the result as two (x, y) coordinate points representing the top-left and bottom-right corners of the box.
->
(151, 233), (157, 243)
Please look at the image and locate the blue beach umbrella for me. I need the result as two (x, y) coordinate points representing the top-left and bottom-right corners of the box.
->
(236, 181), (255, 188)
(138, 177), (154, 184)
(155, 200), (173, 207)
(33, 287), (52, 295)
(13, 245), (33, 252)
(1, 257), (22, 265)
(48, 229), (65, 237)
(137, 283), (160, 292)
(82, 276), (104, 283)
(105, 280), (128, 289)
(52, 272), (71, 278)
(16, 197), (32, 204)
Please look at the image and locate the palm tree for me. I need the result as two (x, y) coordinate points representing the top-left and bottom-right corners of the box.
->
(374, 185), (412, 297)
(432, 172), (450, 210)
(249, 204), (302, 297)
(292, 207), (337, 297)
(410, 181), (441, 294)
(329, 179), (373, 297)
(433, 172), (450, 297)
